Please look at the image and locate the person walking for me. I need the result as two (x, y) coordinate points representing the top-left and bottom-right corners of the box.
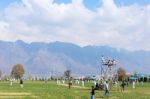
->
(104, 81), (109, 96)
(90, 86), (95, 99)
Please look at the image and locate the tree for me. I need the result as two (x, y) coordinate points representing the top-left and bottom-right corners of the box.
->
(64, 70), (71, 80)
(117, 67), (127, 81)
(64, 70), (72, 89)
(11, 64), (25, 79)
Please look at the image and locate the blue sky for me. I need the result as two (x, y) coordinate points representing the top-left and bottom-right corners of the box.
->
(0, 0), (150, 51)
(0, 0), (19, 9)
(1, 0), (150, 10)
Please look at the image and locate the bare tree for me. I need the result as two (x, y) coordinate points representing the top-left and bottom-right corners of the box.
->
(117, 67), (127, 81)
(11, 64), (25, 79)
(64, 70), (71, 80)
(64, 70), (72, 89)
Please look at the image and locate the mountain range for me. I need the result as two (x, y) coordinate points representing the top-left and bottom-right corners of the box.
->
(0, 40), (150, 76)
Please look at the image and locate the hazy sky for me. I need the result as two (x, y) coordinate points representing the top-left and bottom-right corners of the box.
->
(0, 0), (150, 51)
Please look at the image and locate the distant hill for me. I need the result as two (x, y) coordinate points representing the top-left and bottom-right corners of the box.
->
(0, 40), (150, 75)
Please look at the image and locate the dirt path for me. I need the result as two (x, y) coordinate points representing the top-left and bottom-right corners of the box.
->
(58, 84), (89, 89)
(0, 92), (38, 98)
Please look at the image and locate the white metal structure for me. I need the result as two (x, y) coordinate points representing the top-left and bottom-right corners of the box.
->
(101, 56), (117, 81)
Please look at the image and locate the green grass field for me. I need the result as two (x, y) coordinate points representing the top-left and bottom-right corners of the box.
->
(0, 80), (150, 99)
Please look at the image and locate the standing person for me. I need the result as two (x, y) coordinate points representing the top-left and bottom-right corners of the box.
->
(126, 80), (129, 87)
(45, 77), (48, 83)
(132, 80), (135, 89)
(68, 80), (72, 89)
(90, 86), (95, 99)
(62, 79), (65, 84)
(104, 81), (109, 96)
(82, 80), (84, 87)
(10, 79), (13, 86)
(141, 79), (144, 86)
(56, 78), (59, 84)
(94, 80), (96, 86)
(77, 79), (80, 85)
(121, 80), (126, 92)
(20, 79), (23, 88)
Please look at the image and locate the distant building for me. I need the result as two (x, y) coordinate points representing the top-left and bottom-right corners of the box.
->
(128, 73), (149, 82)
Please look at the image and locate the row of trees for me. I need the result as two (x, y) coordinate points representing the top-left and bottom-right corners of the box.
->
(0, 64), (25, 79)
(0, 64), (127, 81)
(63, 68), (128, 81)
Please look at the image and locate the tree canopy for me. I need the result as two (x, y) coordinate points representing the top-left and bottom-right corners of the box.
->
(117, 67), (127, 81)
(11, 64), (25, 79)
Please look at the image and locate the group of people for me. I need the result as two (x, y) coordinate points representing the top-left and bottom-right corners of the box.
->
(9, 78), (24, 88)
(75, 79), (85, 86)
(90, 81), (110, 99)
(67, 79), (86, 89)
(120, 80), (138, 92)
(58, 78), (142, 99)
(90, 80), (139, 99)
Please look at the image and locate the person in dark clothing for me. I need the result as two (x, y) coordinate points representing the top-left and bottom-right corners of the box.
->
(90, 86), (95, 99)
(20, 79), (23, 88)
(68, 80), (72, 89)
(121, 80), (126, 92)
(95, 83), (99, 90)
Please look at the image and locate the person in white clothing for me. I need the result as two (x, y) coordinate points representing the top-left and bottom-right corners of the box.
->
(104, 81), (109, 96)
(82, 80), (84, 86)
(94, 80), (96, 86)
(77, 80), (80, 85)
(9, 79), (13, 86)
(132, 81), (135, 89)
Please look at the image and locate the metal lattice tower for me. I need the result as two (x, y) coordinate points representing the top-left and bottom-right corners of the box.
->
(101, 56), (117, 81)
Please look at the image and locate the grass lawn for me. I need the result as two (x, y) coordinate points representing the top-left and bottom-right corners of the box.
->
(0, 80), (150, 99)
